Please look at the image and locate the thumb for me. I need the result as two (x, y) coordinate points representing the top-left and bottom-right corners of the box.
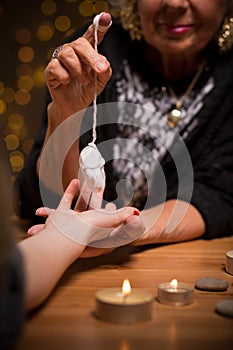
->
(83, 12), (112, 47)
(27, 224), (45, 236)
(86, 207), (140, 229)
(89, 216), (146, 249)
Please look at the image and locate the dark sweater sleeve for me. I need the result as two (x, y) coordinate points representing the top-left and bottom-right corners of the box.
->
(164, 55), (233, 239)
(13, 94), (50, 224)
(191, 113), (233, 239)
(164, 124), (233, 240)
(190, 58), (233, 239)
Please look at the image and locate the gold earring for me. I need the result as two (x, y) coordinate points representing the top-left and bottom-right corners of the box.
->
(218, 17), (233, 53)
(120, 0), (142, 41)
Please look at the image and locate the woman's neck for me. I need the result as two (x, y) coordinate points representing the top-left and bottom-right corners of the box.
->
(144, 44), (206, 81)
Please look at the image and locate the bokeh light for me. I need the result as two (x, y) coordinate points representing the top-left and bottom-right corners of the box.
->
(33, 67), (46, 87)
(41, 0), (57, 16)
(94, 1), (109, 14)
(9, 151), (24, 173)
(1, 0), (113, 173)
(15, 28), (31, 44)
(22, 139), (34, 155)
(0, 99), (6, 115)
(18, 46), (35, 63)
(79, 1), (94, 17)
(64, 28), (76, 38)
(1, 87), (15, 104)
(17, 76), (34, 91)
(37, 23), (55, 41)
(8, 113), (24, 131)
(16, 64), (33, 78)
(15, 90), (31, 106)
(55, 15), (71, 32)
(5, 134), (20, 151)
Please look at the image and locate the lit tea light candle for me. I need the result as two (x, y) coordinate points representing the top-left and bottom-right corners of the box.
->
(157, 279), (194, 306)
(95, 279), (154, 323)
(226, 250), (233, 276)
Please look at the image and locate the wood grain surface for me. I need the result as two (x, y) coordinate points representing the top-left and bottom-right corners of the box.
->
(15, 218), (233, 350)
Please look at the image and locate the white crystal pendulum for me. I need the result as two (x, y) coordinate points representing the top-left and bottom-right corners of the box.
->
(79, 13), (108, 193)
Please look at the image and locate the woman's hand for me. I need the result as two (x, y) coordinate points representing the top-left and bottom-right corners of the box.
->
(28, 179), (104, 235)
(28, 179), (146, 254)
(18, 179), (145, 310)
(44, 12), (112, 122)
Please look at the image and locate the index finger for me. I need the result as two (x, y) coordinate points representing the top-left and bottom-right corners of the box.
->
(58, 178), (80, 210)
(83, 12), (112, 47)
(74, 181), (103, 212)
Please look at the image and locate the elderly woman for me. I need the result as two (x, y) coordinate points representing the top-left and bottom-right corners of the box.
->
(15, 0), (233, 246)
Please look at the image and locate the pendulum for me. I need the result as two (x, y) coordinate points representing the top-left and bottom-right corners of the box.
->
(79, 14), (111, 195)
(79, 143), (106, 193)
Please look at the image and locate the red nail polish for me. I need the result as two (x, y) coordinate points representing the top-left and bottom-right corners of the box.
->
(133, 210), (140, 216)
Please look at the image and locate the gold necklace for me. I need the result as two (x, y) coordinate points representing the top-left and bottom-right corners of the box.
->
(166, 59), (207, 128)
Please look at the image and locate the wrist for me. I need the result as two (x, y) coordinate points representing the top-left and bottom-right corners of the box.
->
(47, 102), (65, 131)
(47, 102), (86, 128)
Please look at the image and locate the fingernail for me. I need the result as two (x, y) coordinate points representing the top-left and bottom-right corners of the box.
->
(97, 21), (112, 32)
(96, 61), (107, 71)
(133, 210), (140, 216)
(35, 208), (43, 215)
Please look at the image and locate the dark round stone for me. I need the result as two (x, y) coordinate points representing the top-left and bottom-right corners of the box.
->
(195, 277), (229, 292)
(215, 300), (233, 318)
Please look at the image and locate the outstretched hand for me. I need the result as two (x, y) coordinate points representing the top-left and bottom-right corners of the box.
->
(28, 179), (146, 257)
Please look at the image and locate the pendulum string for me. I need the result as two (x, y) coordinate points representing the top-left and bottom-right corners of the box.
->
(91, 13), (112, 143)
(91, 18), (99, 145)
(79, 14), (110, 208)
(84, 16), (99, 209)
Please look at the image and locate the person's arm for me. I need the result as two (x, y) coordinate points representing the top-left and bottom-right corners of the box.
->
(18, 179), (144, 310)
(13, 106), (48, 222)
(18, 219), (85, 311)
(14, 12), (113, 222)
(132, 96), (233, 245)
(132, 200), (205, 246)
(38, 12), (112, 190)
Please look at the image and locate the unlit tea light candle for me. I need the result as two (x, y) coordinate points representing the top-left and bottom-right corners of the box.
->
(226, 250), (233, 276)
(95, 279), (154, 323)
(157, 279), (194, 306)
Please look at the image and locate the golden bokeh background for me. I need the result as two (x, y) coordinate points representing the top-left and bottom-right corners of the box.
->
(0, 0), (111, 175)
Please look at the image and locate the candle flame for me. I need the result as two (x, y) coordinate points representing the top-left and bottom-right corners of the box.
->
(122, 279), (131, 296)
(170, 279), (178, 289)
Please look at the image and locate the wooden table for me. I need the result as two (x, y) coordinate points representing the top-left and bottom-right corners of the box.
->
(16, 224), (233, 350)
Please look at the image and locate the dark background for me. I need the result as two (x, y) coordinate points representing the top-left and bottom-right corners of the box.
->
(0, 0), (110, 175)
